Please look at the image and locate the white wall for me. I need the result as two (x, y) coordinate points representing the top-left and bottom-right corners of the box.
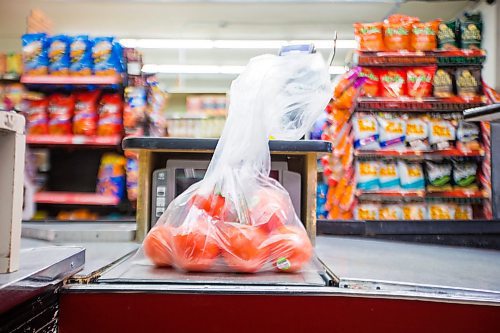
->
(477, 0), (499, 89)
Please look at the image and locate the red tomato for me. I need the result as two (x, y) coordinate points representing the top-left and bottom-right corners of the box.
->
(190, 193), (227, 220)
(143, 225), (173, 267)
(263, 226), (313, 273)
(249, 188), (291, 233)
(221, 223), (268, 273)
(171, 222), (219, 272)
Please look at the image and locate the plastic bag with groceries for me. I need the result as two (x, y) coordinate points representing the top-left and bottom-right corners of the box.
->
(140, 52), (332, 273)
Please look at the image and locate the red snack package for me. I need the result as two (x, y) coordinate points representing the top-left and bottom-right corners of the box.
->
(73, 90), (100, 136)
(383, 21), (411, 51)
(26, 98), (49, 135)
(48, 93), (74, 135)
(379, 69), (406, 97)
(359, 68), (379, 97)
(354, 22), (384, 51)
(407, 66), (435, 98)
(97, 93), (123, 136)
(411, 20), (440, 51)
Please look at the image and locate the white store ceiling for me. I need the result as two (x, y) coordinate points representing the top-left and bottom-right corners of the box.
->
(0, 0), (474, 92)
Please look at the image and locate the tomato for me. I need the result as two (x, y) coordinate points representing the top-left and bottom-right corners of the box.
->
(221, 223), (268, 273)
(263, 226), (313, 273)
(190, 192), (227, 220)
(143, 225), (173, 267)
(171, 221), (219, 272)
(249, 187), (291, 233)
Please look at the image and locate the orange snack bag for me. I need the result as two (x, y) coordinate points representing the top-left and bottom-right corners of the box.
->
(73, 90), (100, 136)
(379, 69), (407, 97)
(407, 66), (435, 98)
(384, 22), (411, 51)
(97, 93), (123, 136)
(359, 68), (379, 97)
(354, 22), (384, 51)
(333, 85), (356, 110)
(48, 93), (74, 135)
(411, 21), (440, 51)
(26, 98), (49, 135)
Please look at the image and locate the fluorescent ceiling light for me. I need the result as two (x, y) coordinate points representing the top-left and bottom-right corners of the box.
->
(120, 38), (356, 49)
(143, 64), (347, 75)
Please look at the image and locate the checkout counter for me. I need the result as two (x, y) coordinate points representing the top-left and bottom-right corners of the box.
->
(3, 136), (500, 332)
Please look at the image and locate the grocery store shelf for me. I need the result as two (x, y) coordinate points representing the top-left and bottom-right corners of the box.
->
(356, 189), (488, 200)
(27, 135), (122, 147)
(0, 75), (21, 82)
(356, 96), (486, 112)
(357, 50), (485, 67)
(354, 148), (485, 159)
(34, 191), (120, 206)
(21, 75), (122, 85)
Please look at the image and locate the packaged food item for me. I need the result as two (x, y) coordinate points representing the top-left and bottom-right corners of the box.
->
(428, 119), (456, 149)
(452, 159), (477, 188)
(379, 69), (406, 97)
(455, 67), (481, 99)
(398, 161), (425, 190)
(406, 116), (429, 150)
(407, 66), (435, 98)
(379, 161), (399, 189)
(377, 115), (406, 149)
(437, 20), (459, 50)
(354, 22), (384, 51)
(402, 204), (426, 220)
(355, 160), (379, 190)
(48, 35), (70, 75)
(456, 121), (480, 151)
(70, 35), (93, 76)
(73, 90), (100, 136)
(411, 21), (440, 51)
(454, 204), (473, 220)
(353, 114), (379, 150)
(96, 153), (126, 200)
(425, 161), (452, 188)
(379, 205), (402, 220)
(140, 53), (331, 273)
(124, 86), (147, 133)
(383, 21), (411, 51)
(92, 37), (123, 76)
(433, 68), (455, 98)
(48, 93), (74, 135)
(333, 67), (360, 99)
(354, 203), (379, 220)
(126, 157), (139, 202)
(97, 93), (123, 136)
(6, 53), (23, 77)
(22, 33), (48, 75)
(26, 98), (49, 135)
(460, 13), (482, 50)
(428, 203), (454, 220)
(359, 68), (379, 97)
(57, 209), (98, 221)
(146, 77), (168, 137)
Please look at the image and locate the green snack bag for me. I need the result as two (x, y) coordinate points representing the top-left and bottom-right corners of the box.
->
(437, 20), (458, 50)
(426, 160), (452, 187)
(461, 13), (482, 50)
(452, 159), (477, 187)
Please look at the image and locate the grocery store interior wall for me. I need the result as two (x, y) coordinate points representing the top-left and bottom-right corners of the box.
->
(0, 0), (478, 92)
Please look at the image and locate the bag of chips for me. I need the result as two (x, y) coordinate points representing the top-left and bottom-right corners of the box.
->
(92, 37), (124, 76)
(354, 22), (385, 51)
(379, 161), (399, 189)
(426, 160), (452, 188)
(437, 20), (459, 50)
(379, 69), (406, 97)
(70, 35), (93, 76)
(359, 68), (379, 97)
(428, 203), (454, 220)
(406, 116), (429, 150)
(407, 66), (435, 98)
(97, 93), (123, 136)
(456, 121), (480, 151)
(377, 115), (406, 149)
(22, 33), (48, 75)
(398, 161), (425, 190)
(354, 203), (379, 220)
(383, 21), (412, 51)
(411, 21), (440, 51)
(26, 98), (49, 135)
(379, 205), (402, 220)
(461, 13), (482, 50)
(433, 68), (455, 98)
(428, 119), (456, 149)
(73, 90), (100, 136)
(454, 204), (473, 220)
(355, 160), (379, 190)
(402, 204), (426, 220)
(456, 67), (481, 99)
(48, 93), (74, 135)
(353, 114), (379, 150)
(452, 159), (477, 188)
(48, 35), (70, 76)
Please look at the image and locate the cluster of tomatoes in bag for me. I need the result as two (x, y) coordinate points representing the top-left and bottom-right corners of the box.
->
(354, 14), (440, 52)
(319, 68), (366, 220)
(143, 186), (312, 273)
(25, 91), (123, 136)
(359, 66), (436, 98)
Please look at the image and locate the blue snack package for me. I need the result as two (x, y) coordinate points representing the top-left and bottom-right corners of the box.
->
(92, 37), (123, 76)
(48, 35), (70, 75)
(70, 35), (93, 75)
(22, 33), (48, 75)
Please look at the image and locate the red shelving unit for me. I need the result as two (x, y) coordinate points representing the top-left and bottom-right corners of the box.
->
(356, 96), (486, 112)
(21, 75), (122, 85)
(356, 189), (488, 200)
(27, 135), (122, 147)
(355, 148), (485, 159)
(34, 191), (120, 206)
